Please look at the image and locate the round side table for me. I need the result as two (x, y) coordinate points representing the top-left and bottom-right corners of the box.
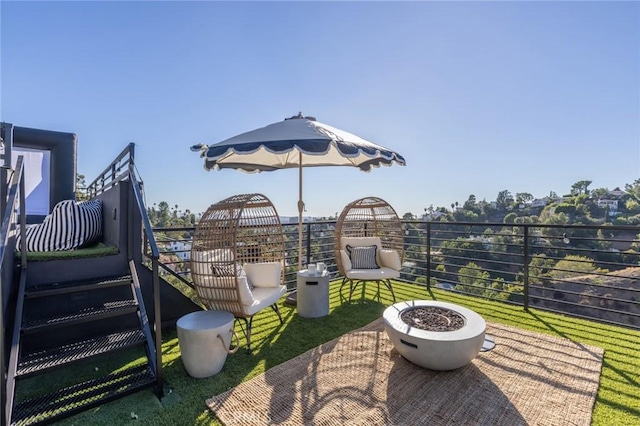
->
(297, 270), (330, 318)
(177, 310), (236, 378)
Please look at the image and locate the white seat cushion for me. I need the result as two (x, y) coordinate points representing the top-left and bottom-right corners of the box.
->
(346, 267), (400, 280)
(243, 285), (287, 316)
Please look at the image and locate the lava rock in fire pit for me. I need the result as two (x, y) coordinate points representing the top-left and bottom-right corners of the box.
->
(401, 307), (465, 332)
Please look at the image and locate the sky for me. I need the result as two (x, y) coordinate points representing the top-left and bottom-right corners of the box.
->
(1, 1), (639, 218)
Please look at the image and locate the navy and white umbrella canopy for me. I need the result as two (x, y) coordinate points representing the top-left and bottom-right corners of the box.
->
(191, 113), (406, 268)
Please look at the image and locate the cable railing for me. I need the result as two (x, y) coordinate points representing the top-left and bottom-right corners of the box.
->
(152, 219), (640, 330)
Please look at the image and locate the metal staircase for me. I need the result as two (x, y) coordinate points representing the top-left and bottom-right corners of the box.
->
(7, 270), (160, 425)
(0, 138), (166, 425)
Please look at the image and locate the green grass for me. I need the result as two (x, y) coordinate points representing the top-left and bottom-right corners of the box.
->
(56, 281), (640, 426)
(19, 243), (119, 261)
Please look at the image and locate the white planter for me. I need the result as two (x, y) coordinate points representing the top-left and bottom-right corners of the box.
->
(383, 300), (486, 371)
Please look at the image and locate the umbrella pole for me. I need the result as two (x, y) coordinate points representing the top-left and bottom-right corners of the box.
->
(297, 152), (304, 270)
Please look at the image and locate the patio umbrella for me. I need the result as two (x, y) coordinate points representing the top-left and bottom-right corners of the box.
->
(191, 112), (406, 269)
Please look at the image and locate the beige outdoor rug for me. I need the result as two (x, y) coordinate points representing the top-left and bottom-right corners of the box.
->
(207, 319), (604, 425)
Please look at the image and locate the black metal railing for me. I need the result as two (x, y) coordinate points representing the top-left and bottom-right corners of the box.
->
(0, 156), (26, 425)
(86, 144), (136, 198)
(89, 143), (164, 397)
(152, 220), (640, 331)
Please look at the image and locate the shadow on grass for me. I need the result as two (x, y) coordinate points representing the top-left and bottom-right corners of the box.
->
(145, 284), (388, 425)
(57, 279), (640, 426)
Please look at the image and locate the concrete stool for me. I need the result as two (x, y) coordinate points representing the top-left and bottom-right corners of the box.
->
(177, 310), (238, 378)
(297, 270), (330, 318)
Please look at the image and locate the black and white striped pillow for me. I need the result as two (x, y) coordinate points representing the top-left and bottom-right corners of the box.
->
(346, 244), (379, 269)
(17, 199), (102, 252)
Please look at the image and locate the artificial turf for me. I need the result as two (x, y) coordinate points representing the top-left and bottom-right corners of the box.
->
(19, 243), (119, 261)
(56, 280), (639, 426)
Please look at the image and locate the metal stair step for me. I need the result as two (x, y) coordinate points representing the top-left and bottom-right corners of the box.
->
(17, 329), (147, 378)
(11, 364), (156, 426)
(25, 275), (133, 298)
(22, 299), (139, 333)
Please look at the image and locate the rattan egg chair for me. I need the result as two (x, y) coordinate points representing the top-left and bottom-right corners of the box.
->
(334, 196), (404, 303)
(190, 193), (286, 351)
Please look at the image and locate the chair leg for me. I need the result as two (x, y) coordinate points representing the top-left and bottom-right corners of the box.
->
(271, 303), (284, 324)
(384, 279), (397, 302)
(339, 277), (348, 298)
(238, 317), (254, 353)
(349, 280), (364, 302)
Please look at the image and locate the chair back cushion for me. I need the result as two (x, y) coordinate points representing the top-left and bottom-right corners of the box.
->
(379, 249), (402, 271)
(194, 275), (254, 307)
(191, 248), (234, 275)
(243, 262), (283, 288)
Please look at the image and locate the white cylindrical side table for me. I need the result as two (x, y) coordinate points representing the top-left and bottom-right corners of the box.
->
(297, 270), (330, 318)
(177, 310), (237, 378)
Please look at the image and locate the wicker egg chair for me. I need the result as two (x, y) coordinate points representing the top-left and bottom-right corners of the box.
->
(190, 193), (286, 351)
(334, 196), (404, 303)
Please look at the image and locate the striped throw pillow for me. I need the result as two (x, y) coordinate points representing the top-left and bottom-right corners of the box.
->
(346, 244), (379, 269)
(17, 199), (102, 252)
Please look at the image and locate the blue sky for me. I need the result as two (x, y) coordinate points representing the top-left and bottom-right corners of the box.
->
(2, 1), (639, 217)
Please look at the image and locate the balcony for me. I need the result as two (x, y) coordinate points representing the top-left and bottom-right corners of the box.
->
(92, 219), (640, 426)
(3, 132), (637, 424)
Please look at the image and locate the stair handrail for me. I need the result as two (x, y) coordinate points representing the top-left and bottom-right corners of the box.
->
(86, 141), (163, 398)
(0, 156), (26, 426)
(127, 153), (163, 398)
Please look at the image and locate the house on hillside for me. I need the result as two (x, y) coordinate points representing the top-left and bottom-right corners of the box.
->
(608, 187), (626, 198)
(530, 197), (551, 208)
(596, 199), (620, 217)
(167, 240), (191, 261)
(422, 211), (446, 221)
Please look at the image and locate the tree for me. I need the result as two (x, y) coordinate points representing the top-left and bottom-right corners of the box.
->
(625, 199), (640, 214)
(76, 173), (89, 201)
(528, 254), (555, 286)
(463, 194), (477, 212)
(625, 178), (640, 202)
(503, 213), (517, 224)
(549, 255), (608, 280)
(590, 187), (609, 199)
(515, 192), (533, 205)
(570, 180), (592, 196)
(496, 190), (513, 212)
(457, 262), (491, 295)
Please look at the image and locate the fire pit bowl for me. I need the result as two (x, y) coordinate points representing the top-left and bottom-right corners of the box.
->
(383, 300), (486, 370)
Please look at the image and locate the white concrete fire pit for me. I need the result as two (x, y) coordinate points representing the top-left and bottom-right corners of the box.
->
(383, 300), (486, 371)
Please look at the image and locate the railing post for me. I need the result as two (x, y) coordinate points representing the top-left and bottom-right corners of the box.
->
(426, 222), (432, 291)
(523, 225), (530, 311)
(152, 257), (163, 397)
(305, 222), (311, 266)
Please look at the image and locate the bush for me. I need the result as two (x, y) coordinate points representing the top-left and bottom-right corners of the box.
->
(555, 203), (576, 215)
